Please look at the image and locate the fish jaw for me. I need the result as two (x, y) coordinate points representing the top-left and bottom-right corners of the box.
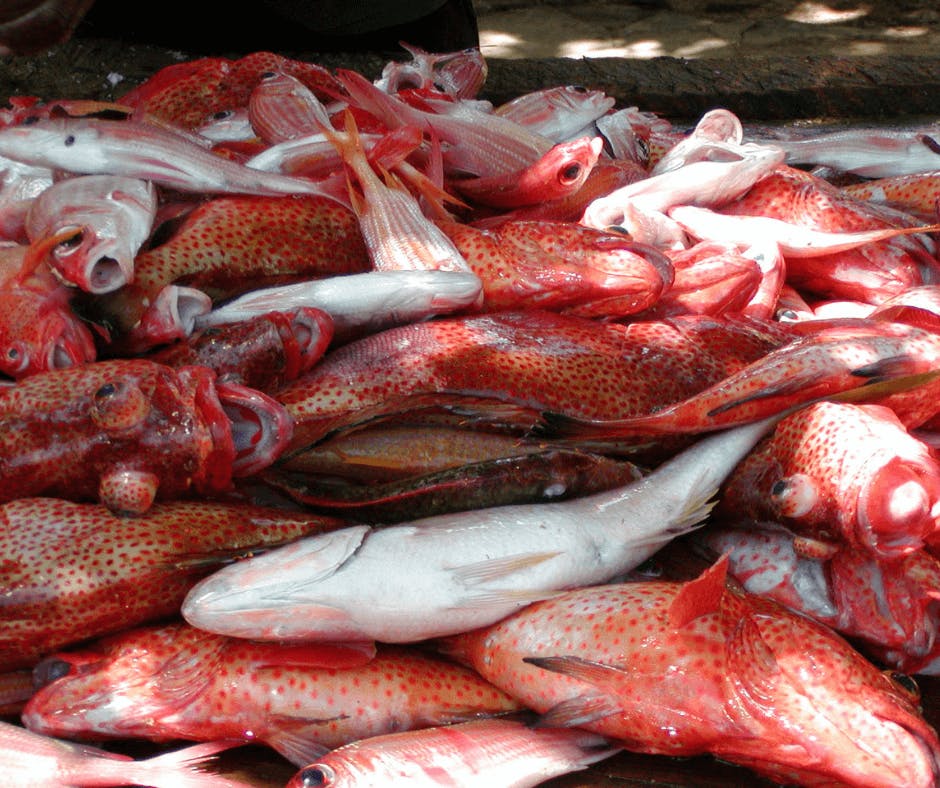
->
(182, 525), (374, 642)
(212, 379), (292, 479)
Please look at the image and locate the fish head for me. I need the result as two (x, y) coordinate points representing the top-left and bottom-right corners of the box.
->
(25, 175), (158, 294)
(22, 623), (220, 739)
(722, 588), (940, 787)
(0, 118), (112, 173)
(182, 524), (375, 642)
(0, 283), (97, 379)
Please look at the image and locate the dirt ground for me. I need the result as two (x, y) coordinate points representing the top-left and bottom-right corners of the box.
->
(474, 0), (940, 59)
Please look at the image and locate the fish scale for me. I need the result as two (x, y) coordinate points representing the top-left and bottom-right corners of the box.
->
(716, 400), (940, 557)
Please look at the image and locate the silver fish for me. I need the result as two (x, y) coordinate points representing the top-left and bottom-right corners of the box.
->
(182, 416), (778, 643)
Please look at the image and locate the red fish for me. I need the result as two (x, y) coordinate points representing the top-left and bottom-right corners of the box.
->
(148, 307), (334, 392)
(0, 720), (252, 788)
(0, 239), (97, 378)
(440, 557), (940, 787)
(716, 401), (940, 558)
(275, 310), (795, 456)
(22, 626), (521, 767)
(542, 319), (940, 439)
(695, 524), (940, 676)
(118, 51), (340, 132)
(83, 193), (369, 343)
(0, 497), (347, 671)
(447, 135), (604, 209)
(435, 218), (673, 316)
(0, 358), (291, 513)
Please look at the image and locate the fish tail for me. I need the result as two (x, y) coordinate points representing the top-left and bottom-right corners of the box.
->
(122, 740), (253, 788)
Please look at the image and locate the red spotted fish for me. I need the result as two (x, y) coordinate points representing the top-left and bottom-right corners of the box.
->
(439, 556), (940, 788)
(22, 627), (521, 767)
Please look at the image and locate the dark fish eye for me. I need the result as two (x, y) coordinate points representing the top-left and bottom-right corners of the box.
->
(260, 71), (277, 79)
(94, 382), (118, 401)
(22, 115), (40, 125)
(770, 480), (788, 498)
(64, 134), (75, 146)
(300, 765), (335, 787)
(922, 134), (940, 155)
(572, 85), (588, 92)
(888, 670), (920, 698)
(560, 162), (583, 182)
(212, 110), (234, 120)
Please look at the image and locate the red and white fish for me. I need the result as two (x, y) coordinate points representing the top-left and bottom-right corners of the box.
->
(440, 556), (940, 788)
(0, 496), (346, 671)
(24, 173), (157, 293)
(285, 717), (620, 788)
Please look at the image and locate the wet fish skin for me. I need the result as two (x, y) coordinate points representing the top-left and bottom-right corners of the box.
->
(0, 496), (346, 671)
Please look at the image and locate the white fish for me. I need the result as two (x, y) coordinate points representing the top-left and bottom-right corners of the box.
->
(580, 142), (785, 247)
(182, 416), (778, 643)
(0, 117), (344, 199)
(0, 718), (250, 788)
(197, 269), (484, 339)
(25, 174), (157, 293)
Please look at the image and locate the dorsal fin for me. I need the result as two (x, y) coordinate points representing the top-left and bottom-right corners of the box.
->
(667, 554), (730, 629)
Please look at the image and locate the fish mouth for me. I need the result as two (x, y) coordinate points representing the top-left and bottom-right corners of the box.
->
(857, 456), (938, 558)
(288, 307), (334, 376)
(216, 381), (294, 477)
(41, 314), (98, 373)
(49, 227), (135, 294)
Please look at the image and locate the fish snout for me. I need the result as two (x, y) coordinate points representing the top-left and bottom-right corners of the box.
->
(858, 456), (940, 558)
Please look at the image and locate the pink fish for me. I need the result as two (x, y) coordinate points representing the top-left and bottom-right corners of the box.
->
(22, 627), (521, 767)
(285, 717), (620, 788)
(695, 524), (940, 676)
(494, 85), (616, 142)
(0, 719), (251, 788)
(718, 400), (940, 558)
(447, 135), (604, 209)
(440, 556), (940, 787)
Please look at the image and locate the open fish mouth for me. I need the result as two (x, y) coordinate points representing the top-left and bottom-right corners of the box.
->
(216, 381), (294, 477)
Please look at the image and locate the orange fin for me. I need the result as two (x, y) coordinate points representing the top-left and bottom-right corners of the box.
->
(667, 554), (730, 629)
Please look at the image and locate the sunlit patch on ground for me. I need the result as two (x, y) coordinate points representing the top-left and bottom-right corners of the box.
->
(785, 2), (870, 24)
(474, 0), (940, 59)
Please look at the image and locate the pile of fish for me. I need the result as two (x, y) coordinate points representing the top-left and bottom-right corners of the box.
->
(3, 43), (940, 787)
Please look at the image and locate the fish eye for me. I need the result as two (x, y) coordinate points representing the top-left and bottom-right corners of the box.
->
(571, 85), (588, 92)
(770, 480), (788, 498)
(299, 764), (335, 787)
(89, 379), (151, 432)
(887, 670), (921, 699)
(260, 71), (277, 80)
(64, 134), (75, 146)
(211, 110), (235, 120)
(3, 342), (29, 375)
(559, 162), (583, 183)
